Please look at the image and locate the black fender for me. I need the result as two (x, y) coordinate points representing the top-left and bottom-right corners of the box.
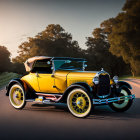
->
(74, 82), (93, 93)
(6, 78), (36, 99)
(58, 82), (92, 103)
(118, 81), (132, 90)
(6, 78), (26, 96)
(114, 81), (132, 95)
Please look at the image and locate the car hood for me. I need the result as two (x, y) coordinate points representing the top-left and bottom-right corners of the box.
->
(55, 70), (98, 78)
(54, 70), (102, 87)
(67, 71), (98, 79)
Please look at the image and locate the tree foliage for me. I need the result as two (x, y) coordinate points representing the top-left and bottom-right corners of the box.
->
(0, 46), (12, 73)
(13, 23), (131, 76)
(103, 0), (140, 76)
(13, 24), (84, 63)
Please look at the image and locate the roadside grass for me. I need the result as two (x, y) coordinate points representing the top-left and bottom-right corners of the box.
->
(119, 75), (140, 80)
(0, 72), (22, 89)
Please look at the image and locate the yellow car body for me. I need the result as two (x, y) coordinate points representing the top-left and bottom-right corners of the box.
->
(21, 70), (114, 93)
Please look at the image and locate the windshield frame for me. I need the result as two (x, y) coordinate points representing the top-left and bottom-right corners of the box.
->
(52, 59), (86, 72)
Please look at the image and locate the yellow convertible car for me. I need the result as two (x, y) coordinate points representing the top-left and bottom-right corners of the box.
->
(6, 56), (135, 118)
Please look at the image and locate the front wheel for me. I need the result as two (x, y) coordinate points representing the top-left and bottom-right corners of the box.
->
(109, 87), (133, 112)
(67, 88), (92, 118)
(9, 84), (26, 109)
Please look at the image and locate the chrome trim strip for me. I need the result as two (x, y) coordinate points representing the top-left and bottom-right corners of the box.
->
(93, 94), (135, 104)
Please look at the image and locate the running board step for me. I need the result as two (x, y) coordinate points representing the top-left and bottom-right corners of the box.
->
(43, 100), (54, 104)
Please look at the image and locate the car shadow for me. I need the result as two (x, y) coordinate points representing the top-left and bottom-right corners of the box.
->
(23, 103), (69, 112)
(89, 107), (140, 120)
(88, 98), (140, 120)
(23, 98), (140, 120)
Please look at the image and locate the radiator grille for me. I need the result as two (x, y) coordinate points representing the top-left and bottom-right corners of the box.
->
(97, 74), (110, 98)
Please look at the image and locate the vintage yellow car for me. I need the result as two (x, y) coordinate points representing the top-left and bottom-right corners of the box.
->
(6, 56), (135, 118)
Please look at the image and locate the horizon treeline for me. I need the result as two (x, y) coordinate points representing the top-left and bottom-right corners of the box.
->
(0, 0), (140, 77)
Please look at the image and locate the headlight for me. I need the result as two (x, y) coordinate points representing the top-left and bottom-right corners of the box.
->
(93, 76), (99, 85)
(113, 76), (118, 83)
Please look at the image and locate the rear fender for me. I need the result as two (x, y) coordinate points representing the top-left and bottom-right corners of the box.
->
(6, 78), (36, 99)
(6, 79), (25, 96)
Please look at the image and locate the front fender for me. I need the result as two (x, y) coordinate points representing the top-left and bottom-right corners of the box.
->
(118, 81), (132, 90)
(58, 83), (92, 103)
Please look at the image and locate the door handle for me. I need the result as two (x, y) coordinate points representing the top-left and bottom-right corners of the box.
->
(36, 72), (39, 77)
(51, 74), (55, 77)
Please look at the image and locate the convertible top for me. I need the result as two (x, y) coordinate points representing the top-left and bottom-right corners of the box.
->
(24, 56), (51, 72)
(24, 56), (86, 72)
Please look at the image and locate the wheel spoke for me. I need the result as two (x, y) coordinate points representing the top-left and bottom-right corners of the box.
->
(72, 98), (76, 102)
(10, 87), (24, 106)
(72, 102), (77, 106)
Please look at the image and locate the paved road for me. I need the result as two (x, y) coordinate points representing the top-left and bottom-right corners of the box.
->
(0, 80), (140, 140)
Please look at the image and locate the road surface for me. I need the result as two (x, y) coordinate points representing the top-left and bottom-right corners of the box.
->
(0, 80), (140, 140)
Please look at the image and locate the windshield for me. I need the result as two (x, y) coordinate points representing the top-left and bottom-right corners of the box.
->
(53, 60), (85, 71)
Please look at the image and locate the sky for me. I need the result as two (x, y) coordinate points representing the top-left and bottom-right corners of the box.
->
(0, 0), (125, 58)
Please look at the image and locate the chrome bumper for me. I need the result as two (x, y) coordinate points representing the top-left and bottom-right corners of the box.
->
(93, 94), (135, 105)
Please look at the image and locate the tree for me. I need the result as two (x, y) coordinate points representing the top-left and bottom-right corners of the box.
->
(13, 24), (84, 63)
(104, 0), (140, 76)
(86, 27), (130, 77)
(0, 46), (12, 73)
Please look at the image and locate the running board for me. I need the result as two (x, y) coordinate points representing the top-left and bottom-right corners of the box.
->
(26, 99), (66, 106)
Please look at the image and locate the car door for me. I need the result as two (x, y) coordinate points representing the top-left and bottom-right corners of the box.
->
(38, 73), (59, 93)
(34, 59), (58, 93)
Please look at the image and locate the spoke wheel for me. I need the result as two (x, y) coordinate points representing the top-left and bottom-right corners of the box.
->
(9, 84), (26, 109)
(109, 87), (133, 112)
(67, 88), (92, 118)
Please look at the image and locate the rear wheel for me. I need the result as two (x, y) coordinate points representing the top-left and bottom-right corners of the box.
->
(67, 88), (92, 118)
(9, 84), (26, 109)
(109, 87), (133, 112)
